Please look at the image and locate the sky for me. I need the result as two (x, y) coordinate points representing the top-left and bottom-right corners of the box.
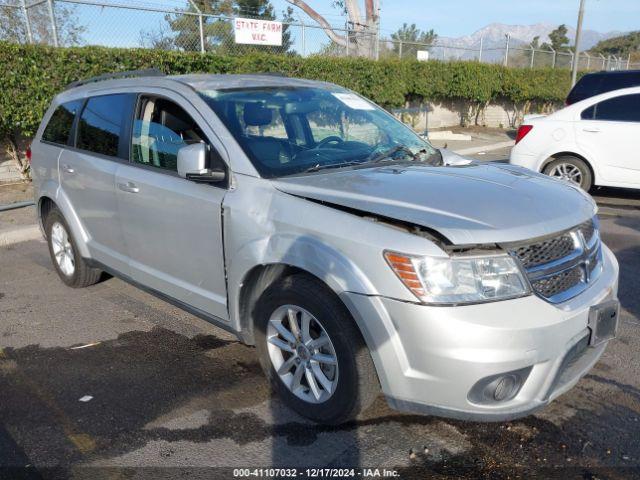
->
(272, 0), (640, 37)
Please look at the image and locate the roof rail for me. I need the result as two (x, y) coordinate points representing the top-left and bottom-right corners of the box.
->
(65, 68), (166, 90)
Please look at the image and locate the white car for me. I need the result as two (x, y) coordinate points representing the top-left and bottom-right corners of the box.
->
(510, 86), (640, 191)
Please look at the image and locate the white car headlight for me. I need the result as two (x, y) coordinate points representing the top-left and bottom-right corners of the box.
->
(384, 251), (530, 305)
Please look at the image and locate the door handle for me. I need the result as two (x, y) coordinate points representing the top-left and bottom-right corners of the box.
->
(117, 182), (140, 194)
(62, 164), (75, 174)
(582, 127), (601, 133)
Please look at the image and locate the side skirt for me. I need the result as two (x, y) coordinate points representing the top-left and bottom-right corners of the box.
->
(86, 258), (245, 343)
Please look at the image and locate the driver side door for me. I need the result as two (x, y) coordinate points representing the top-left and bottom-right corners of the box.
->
(115, 94), (229, 320)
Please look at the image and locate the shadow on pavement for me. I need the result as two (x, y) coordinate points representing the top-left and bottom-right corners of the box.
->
(0, 324), (638, 479)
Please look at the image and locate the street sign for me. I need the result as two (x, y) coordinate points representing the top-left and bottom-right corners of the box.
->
(234, 17), (283, 46)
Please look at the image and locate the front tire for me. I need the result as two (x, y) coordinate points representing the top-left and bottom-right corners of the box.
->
(254, 274), (379, 424)
(45, 207), (102, 288)
(543, 156), (593, 191)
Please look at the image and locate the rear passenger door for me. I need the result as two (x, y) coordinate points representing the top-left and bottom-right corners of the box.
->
(115, 94), (229, 320)
(576, 93), (640, 186)
(58, 93), (136, 274)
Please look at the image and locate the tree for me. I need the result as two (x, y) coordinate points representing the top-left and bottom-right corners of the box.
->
(0, 2), (84, 46)
(164, 0), (235, 52)
(390, 23), (437, 59)
(286, 0), (379, 58)
(531, 35), (540, 49)
(543, 24), (570, 52)
(590, 31), (640, 61)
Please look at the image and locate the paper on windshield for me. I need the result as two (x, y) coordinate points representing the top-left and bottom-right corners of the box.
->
(331, 92), (375, 110)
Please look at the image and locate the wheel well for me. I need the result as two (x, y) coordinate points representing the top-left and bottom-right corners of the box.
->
(542, 152), (595, 181)
(38, 197), (56, 228)
(238, 264), (332, 345)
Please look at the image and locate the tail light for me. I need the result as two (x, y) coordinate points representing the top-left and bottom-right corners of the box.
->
(26, 145), (32, 164)
(515, 125), (533, 145)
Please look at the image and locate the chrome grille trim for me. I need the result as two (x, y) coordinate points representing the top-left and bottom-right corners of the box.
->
(510, 219), (602, 304)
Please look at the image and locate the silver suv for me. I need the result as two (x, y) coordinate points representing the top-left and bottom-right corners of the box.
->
(31, 71), (620, 424)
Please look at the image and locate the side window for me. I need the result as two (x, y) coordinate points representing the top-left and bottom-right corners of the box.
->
(593, 94), (640, 122)
(132, 97), (207, 171)
(77, 94), (135, 158)
(42, 100), (82, 145)
(581, 105), (595, 120)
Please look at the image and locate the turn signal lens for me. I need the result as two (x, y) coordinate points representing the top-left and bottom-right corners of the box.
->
(384, 252), (425, 298)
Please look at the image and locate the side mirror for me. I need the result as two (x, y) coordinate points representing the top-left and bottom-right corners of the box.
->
(177, 143), (226, 183)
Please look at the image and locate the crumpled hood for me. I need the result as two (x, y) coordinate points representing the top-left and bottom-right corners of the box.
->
(272, 163), (596, 245)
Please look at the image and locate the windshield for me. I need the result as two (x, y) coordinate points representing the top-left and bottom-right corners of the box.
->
(198, 86), (438, 178)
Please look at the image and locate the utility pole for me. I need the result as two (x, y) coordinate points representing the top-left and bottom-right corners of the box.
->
(21, 0), (33, 44)
(571, 0), (585, 87)
(47, 0), (59, 47)
(187, 0), (205, 53)
(503, 33), (510, 67)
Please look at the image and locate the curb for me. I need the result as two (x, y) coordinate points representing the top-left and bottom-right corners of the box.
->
(0, 225), (42, 248)
(455, 140), (515, 156)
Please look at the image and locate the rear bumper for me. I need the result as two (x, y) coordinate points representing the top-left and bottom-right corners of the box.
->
(340, 244), (619, 421)
(509, 148), (540, 171)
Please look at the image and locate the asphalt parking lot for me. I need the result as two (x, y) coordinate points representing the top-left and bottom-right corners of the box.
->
(1, 183), (640, 479)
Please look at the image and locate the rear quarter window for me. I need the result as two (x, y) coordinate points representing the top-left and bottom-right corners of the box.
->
(41, 100), (83, 145)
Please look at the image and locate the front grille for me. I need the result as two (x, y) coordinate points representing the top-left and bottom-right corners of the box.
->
(579, 220), (595, 244)
(514, 233), (575, 269)
(510, 218), (601, 303)
(531, 265), (583, 298)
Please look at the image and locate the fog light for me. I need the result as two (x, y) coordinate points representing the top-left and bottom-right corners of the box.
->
(493, 375), (519, 401)
(468, 367), (532, 405)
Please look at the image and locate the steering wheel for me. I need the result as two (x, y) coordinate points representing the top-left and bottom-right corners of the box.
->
(314, 136), (344, 149)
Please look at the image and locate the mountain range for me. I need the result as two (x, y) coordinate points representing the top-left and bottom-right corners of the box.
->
(430, 23), (625, 62)
(439, 22), (623, 50)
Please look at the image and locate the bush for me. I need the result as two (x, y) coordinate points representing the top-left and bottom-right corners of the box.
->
(0, 42), (574, 141)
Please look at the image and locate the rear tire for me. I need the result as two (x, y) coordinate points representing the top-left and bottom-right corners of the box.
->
(543, 156), (593, 191)
(254, 274), (379, 424)
(45, 207), (102, 288)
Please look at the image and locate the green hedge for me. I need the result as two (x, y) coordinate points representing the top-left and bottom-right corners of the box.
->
(0, 42), (573, 139)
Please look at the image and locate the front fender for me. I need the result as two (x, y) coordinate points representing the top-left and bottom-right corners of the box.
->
(222, 176), (445, 337)
(226, 232), (375, 336)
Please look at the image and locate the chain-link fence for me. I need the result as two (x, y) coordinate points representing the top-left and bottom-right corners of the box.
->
(1, 0), (638, 70)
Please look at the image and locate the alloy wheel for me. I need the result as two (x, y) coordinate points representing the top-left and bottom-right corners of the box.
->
(548, 162), (583, 186)
(266, 305), (339, 404)
(51, 222), (75, 277)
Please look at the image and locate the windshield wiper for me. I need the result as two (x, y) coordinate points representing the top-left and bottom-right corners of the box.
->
(363, 145), (418, 165)
(303, 161), (362, 173)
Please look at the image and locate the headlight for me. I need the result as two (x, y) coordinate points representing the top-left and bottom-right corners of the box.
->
(384, 251), (530, 305)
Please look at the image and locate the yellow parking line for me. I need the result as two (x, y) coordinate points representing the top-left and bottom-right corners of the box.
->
(17, 373), (97, 455)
